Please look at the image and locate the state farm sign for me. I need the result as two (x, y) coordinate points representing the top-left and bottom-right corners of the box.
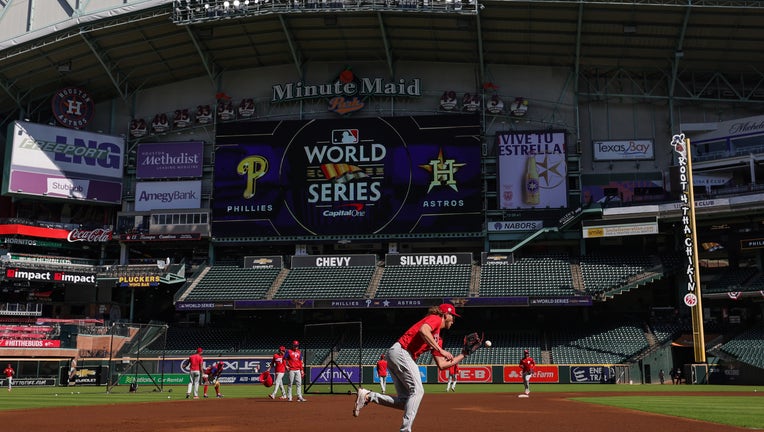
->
(437, 365), (492, 383)
(503, 365), (559, 383)
(67, 228), (112, 242)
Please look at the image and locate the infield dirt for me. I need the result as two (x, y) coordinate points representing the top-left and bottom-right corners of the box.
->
(0, 391), (758, 432)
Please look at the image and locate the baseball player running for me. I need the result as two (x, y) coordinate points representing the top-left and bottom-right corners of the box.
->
(520, 349), (535, 395)
(4, 363), (14, 392)
(185, 347), (204, 399)
(285, 340), (306, 402)
(202, 360), (225, 398)
(268, 345), (288, 399)
(353, 304), (477, 432)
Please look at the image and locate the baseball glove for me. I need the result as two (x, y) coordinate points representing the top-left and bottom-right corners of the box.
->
(462, 332), (484, 356)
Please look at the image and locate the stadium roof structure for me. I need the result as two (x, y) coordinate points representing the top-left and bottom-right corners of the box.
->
(1, 0), (764, 125)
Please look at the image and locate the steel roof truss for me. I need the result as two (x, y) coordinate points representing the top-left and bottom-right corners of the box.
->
(79, 32), (127, 101)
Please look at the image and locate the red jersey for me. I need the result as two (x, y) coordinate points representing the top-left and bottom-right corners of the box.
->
(398, 314), (443, 360)
(285, 349), (303, 370)
(272, 352), (286, 373)
(3, 367), (13, 378)
(376, 359), (388, 377)
(188, 353), (203, 372)
(520, 356), (535, 374)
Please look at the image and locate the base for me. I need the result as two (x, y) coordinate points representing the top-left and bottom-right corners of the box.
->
(517, 394), (529, 398)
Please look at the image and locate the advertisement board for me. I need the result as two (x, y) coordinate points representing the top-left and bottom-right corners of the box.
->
(569, 366), (616, 383)
(0, 339), (61, 348)
(310, 366), (360, 384)
(593, 139), (655, 161)
(437, 365), (492, 383)
(497, 130), (568, 209)
(3, 121), (124, 203)
(212, 115), (482, 237)
(4, 267), (95, 286)
(503, 365), (559, 383)
(134, 180), (202, 211)
(136, 141), (204, 179)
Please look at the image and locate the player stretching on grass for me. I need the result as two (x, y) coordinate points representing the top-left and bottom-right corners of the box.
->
(203, 361), (225, 398)
(353, 304), (479, 432)
(269, 345), (288, 400)
(520, 349), (535, 395)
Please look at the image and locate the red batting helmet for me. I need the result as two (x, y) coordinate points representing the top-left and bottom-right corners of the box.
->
(292, 340), (299, 347)
(196, 347), (203, 353)
(279, 345), (286, 352)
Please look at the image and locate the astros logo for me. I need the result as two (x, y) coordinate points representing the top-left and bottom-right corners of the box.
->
(51, 87), (95, 129)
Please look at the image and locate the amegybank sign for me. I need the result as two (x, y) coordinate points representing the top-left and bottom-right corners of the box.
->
(134, 180), (201, 211)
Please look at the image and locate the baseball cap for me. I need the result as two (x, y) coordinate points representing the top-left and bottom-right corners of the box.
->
(292, 340), (299, 346)
(279, 345), (286, 351)
(380, 354), (385, 359)
(524, 349), (530, 354)
(197, 347), (203, 353)
(438, 303), (461, 317)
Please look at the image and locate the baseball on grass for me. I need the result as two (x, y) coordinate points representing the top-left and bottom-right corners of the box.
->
(484, 340), (492, 347)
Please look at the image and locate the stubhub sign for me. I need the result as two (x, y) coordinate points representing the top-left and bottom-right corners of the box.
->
(4, 121), (124, 203)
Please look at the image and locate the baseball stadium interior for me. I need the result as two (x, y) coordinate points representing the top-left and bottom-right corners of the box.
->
(1, 0), (764, 389)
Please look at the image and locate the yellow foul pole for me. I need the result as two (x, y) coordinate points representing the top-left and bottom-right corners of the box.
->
(670, 134), (706, 363)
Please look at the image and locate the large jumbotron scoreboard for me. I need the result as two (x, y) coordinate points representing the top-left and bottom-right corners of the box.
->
(212, 114), (482, 237)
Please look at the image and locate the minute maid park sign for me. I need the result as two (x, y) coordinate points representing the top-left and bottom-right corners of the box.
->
(271, 67), (421, 115)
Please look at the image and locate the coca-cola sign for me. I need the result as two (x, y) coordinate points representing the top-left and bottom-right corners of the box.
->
(67, 228), (113, 243)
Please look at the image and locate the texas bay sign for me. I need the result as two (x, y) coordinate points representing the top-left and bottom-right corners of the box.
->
(271, 70), (422, 115)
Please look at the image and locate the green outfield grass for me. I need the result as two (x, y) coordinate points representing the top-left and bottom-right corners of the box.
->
(572, 395), (764, 429)
(1, 384), (762, 428)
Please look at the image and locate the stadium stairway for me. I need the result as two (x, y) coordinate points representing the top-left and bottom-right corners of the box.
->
(365, 264), (385, 298)
(469, 264), (480, 296)
(265, 268), (290, 299)
(176, 265), (211, 302)
(569, 258), (585, 292)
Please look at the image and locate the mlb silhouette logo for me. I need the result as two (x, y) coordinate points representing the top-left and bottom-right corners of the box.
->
(332, 129), (359, 144)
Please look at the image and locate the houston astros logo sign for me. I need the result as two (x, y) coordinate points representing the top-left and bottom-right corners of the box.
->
(51, 87), (95, 129)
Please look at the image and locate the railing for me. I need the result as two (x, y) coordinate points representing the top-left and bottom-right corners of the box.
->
(173, 0), (480, 24)
(0, 303), (43, 317)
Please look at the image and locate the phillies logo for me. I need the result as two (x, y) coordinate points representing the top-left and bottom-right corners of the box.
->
(51, 87), (95, 129)
(67, 228), (113, 243)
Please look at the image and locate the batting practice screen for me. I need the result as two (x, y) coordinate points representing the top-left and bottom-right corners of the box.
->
(212, 114), (482, 237)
